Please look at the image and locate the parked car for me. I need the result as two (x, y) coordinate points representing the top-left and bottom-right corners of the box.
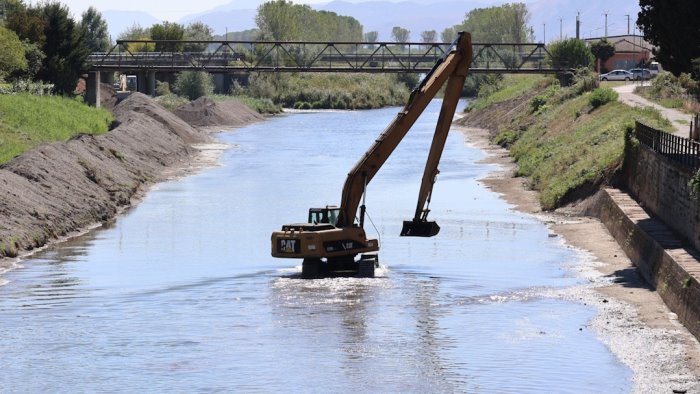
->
(629, 68), (652, 81)
(599, 70), (634, 81)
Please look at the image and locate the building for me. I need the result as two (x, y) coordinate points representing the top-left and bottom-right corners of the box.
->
(585, 35), (655, 72)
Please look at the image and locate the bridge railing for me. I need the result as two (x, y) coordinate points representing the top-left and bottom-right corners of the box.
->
(88, 39), (567, 74)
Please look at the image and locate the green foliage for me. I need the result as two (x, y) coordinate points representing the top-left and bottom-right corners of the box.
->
(0, 26), (27, 78)
(256, 0), (362, 41)
(80, 6), (110, 52)
(441, 27), (456, 43)
(150, 21), (185, 52)
(184, 22), (214, 52)
(155, 80), (170, 96)
(117, 23), (153, 52)
(588, 87), (618, 109)
(589, 39), (615, 63)
(638, 0), (700, 75)
(241, 73), (409, 109)
(391, 26), (410, 42)
(530, 96), (547, 113)
(546, 38), (594, 69)
(468, 74), (541, 111)
(455, 3), (532, 43)
(363, 31), (378, 43)
(0, 78), (54, 95)
(173, 71), (214, 100)
(494, 129), (519, 146)
(0, 94), (113, 164)
(420, 30), (437, 43)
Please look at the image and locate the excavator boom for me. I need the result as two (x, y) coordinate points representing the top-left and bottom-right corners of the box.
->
(336, 32), (473, 229)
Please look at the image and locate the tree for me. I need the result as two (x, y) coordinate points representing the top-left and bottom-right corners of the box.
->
(174, 70), (213, 100)
(420, 30), (436, 43)
(391, 26), (410, 43)
(589, 39), (615, 71)
(0, 26), (26, 79)
(363, 31), (378, 43)
(546, 38), (594, 69)
(457, 3), (532, 43)
(117, 23), (153, 52)
(637, 0), (700, 75)
(80, 6), (110, 52)
(440, 27), (455, 43)
(35, 2), (90, 95)
(184, 21), (213, 52)
(150, 21), (185, 52)
(255, 0), (361, 42)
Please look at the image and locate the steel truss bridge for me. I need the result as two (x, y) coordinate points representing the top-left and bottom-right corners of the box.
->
(88, 39), (568, 74)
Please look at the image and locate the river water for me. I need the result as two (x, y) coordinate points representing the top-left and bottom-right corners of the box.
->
(0, 100), (631, 392)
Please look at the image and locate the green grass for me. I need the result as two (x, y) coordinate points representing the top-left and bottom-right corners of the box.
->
(0, 94), (114, 164)
(467, 71), (674, 210)
(468, 75), (548, 111)
(511, 94), (672, 209)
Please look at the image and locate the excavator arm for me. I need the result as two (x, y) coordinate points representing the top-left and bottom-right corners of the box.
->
(335, 32), (473, 233)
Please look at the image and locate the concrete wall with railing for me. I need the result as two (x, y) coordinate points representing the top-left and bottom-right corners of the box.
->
(625, 123), (700, 251)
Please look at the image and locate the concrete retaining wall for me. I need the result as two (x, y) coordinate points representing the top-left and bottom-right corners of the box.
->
(595, 189), (700, 340)
(624, 145), (700, 251)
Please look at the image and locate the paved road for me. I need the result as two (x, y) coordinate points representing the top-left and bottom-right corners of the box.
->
(613, 82), (693, 137)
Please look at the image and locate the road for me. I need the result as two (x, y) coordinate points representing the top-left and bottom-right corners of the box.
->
(613, 82), (693, 137)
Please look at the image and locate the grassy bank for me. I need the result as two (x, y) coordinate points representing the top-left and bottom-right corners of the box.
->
(0, 94), (114, 164)
(461, 74), (673, 210)
(155, 94), (282, 114)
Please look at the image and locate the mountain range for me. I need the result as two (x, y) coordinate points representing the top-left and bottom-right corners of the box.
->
(104, 0), (641, 42)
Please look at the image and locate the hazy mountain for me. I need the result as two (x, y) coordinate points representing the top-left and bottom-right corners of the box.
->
(103, 10), (160, 39)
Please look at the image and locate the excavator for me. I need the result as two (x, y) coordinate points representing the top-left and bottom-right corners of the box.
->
(271, 32), (473, 278)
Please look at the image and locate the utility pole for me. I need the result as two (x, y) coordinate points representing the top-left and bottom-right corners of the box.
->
(625, 14), (630, 35)
(543, 23), (546, 44)
(560, 17), (563, 40)
(604, 11), (608, 38)
(576, 12), (581, 39)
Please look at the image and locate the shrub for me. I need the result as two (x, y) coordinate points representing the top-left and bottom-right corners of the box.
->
(155, 81), (170, 96)
(546, 38), (595, 69)
(173, 71), (213, 100)
(589, 87), (618, 109)
(530, 96), (547, 113)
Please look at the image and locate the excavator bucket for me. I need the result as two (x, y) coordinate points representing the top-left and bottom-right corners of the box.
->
(400, 220), (440, 237)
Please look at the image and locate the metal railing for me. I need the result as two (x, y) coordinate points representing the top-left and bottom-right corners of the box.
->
(87, 39), (568, 74)
(636, 121), (700, 170)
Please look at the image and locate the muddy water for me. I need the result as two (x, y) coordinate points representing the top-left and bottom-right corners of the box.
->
(0, 100), (630, 392)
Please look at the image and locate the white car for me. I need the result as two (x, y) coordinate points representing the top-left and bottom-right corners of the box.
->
(599, 70), (634, 81)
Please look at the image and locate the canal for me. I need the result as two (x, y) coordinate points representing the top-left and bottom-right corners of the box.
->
(0, 100), (630, 392)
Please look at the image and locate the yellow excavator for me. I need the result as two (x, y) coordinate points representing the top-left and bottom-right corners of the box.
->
(271, 32), (473, 278)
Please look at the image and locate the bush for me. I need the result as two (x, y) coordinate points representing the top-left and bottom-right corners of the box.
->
(530, 96), (547, 113)
(155, 81), (170, 96)
(173, 71), (213, 100)
(546, 38), (595, 69)
(588, 87), (618, 109)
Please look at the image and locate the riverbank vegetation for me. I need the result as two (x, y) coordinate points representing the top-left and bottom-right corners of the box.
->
(634, 71), (700, 113)
(0, 94), (114, 164)
(460, 72), (673, 210)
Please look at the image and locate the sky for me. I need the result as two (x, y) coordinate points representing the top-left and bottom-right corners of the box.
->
(57, 0), (325, 21)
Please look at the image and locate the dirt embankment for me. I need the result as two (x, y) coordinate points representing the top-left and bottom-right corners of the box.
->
(0, 92), (263, 263)
(174, 96), (264, 128)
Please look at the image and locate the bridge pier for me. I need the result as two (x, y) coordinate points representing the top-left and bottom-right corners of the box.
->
(86, 71), (101, 108)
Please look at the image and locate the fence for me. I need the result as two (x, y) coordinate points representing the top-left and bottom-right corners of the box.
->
(635, 121), (700, 170)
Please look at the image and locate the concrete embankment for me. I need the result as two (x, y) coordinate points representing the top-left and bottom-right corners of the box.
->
(0, 93), (263, 262)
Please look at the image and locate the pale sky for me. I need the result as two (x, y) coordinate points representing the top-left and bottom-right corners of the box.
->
(59, 0), (328, 21)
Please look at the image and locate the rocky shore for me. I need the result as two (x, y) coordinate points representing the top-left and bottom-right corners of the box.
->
(0, 93), (263, 267)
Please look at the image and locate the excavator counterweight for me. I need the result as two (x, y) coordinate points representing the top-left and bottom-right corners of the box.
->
(271, 32), (473, 278)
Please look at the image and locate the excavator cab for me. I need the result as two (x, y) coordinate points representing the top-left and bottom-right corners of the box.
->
(308, 206), (340, 225)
